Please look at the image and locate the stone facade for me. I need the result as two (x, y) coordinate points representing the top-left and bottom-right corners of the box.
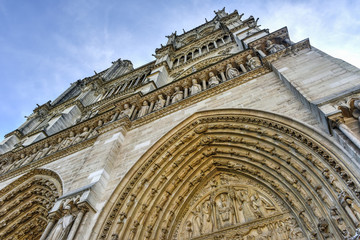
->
(0, 7), (360, 240)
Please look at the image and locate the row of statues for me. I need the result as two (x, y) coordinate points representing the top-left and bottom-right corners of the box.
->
(126, 60), (262, 120)
(0, 124), (101, 175)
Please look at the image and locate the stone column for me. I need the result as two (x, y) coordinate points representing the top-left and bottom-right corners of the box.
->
(66, 208), (88, 240)
(239, 64), (247, 73)
(111, 111), (120, 122)
(330, 116), (360, 150)
(200, 75), (207, 90)
(219, 70), (226, 82)
(183, 82), (190, 99)
(39, 218), (56, 240)
(148, 100), (155, 114)
(165, 90), (172, 106)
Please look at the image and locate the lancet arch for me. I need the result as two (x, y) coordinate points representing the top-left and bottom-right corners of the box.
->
(98, 109), (360, 239)
(0, 168), (62, 240)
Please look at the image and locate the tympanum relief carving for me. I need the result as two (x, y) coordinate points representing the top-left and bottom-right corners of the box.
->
(177, 173), (303, 240)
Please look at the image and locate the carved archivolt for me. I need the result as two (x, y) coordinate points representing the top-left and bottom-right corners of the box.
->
(96, 109), (360, 239)
(0, 169), (62, 240)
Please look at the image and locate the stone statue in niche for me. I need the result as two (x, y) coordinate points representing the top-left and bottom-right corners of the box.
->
(225, 63), (240, 79)
(59, 131), (76, 150)
(72, 127), (91, 145)
(118, 103), (132, 118)
(265, 39), (286, 55)
(190, 79), (202, 95)
(34, 142), (51, 160)
(47, 206), (75, 240)
(208, 71), (221, 87)
(246, 54), (261, 70)
(153, 95), (166, 111)
(171, 87), (184, 104)
(138, 100), (150, 118)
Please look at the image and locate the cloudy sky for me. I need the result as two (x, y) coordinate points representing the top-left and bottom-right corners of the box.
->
(0, 0), (359, 140)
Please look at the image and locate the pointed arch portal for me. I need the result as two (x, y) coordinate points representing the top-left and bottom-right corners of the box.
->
(98, 109), (360, 240)
(0, 169), (62, 240)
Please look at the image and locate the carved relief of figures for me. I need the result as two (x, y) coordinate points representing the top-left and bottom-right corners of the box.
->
(339, 191), (360, 227)
(137, 100), (150, 118)
(181, 182), (281, 239)
(190, 79), (202, 95)
(171, 87), (184, 104)
(191, 205), (203, 236)
(265, 39), (285, 55)
(246, 54), (261, 70)
(208, 71), (221, 87)
(201, 197), (214, 234)
(216, 193), (235, 228)
(119, 103), (132, 118)
(72, 127), (91, 145)
(329, 207), (350, 237)
(225, 63), (240, 79)
(249, 192), (263, 218)
(59, 131), (76, 150)
(153, 95), (166, 111)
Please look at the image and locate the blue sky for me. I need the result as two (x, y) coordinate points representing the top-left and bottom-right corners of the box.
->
(0, 0), (359, 140)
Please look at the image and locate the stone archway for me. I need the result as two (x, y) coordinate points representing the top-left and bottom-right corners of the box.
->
(0, 168), (62, 240)
(97, 109), (360, 240)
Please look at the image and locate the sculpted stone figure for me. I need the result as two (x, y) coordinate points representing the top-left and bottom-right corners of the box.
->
(171, 87), (183, 104)
(59, 131), (76, 150)
(246, 54), (261, 70)
(202, 198), (214, 234)
(225, 63), (240, 79)
(208, 71), (221, 87)
(265, 39), (286, 55)
(191, 205), (202, 236)
(72, 127), (91, 145)
(47, 206), (74, 240)
(153, 95), (166, 111)
(119, 103), (132, 118)
(190, 79), (202, 95)
(249, 193), (263, 218)
(137, 100), (150, 118)
(216, 194), (234, 228)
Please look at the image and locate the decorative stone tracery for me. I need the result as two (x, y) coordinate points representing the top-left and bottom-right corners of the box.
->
(96, 109), (360, 239)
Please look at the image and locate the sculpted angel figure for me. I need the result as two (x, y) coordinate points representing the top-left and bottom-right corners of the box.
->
(190, 79), (202, 95)
(226, 63), (240, 79)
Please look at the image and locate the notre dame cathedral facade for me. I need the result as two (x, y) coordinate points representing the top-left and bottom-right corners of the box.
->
(1, 7), (360, 240)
